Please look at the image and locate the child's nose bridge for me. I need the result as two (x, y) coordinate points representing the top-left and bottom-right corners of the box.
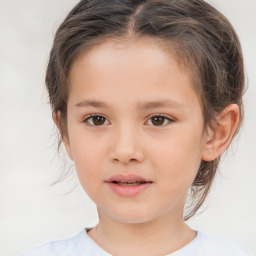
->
(109, 123), (144, 164)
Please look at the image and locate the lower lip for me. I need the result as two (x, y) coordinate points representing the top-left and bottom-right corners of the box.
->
(106, 182), (152, 197)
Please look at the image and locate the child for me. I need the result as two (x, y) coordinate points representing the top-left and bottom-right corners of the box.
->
(20, 0), (254, 255)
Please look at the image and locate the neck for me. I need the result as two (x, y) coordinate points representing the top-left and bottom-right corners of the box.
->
(88, 209), (196, 256)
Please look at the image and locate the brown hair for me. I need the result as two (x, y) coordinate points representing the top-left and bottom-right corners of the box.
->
(46, 0), (245, 220)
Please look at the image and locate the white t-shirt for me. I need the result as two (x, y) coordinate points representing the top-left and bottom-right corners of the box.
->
(20, 228), (254, 256)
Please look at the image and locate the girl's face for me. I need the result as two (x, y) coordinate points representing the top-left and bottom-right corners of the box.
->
(64, 38), (208, 223)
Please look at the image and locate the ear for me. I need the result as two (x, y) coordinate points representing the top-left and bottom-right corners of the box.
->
(201, 104), (240, 161)
(52, 111), (73, 161)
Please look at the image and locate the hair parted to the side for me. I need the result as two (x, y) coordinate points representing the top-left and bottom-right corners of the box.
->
(46, 0), (245, 220)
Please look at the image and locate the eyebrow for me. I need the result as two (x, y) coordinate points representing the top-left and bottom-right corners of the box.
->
(75, 99), (185, 110)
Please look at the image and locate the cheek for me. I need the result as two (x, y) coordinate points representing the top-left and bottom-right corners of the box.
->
(69, 134), (106, 190)
(151, 129), (203, 186)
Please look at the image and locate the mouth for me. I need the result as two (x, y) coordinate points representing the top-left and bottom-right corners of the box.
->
(105, 174), (153, 185)
(105, 174), (153, 197)
(110, 180), (151, 186)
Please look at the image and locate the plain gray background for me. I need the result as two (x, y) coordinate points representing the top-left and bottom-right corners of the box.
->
(0, 0), (255, 255)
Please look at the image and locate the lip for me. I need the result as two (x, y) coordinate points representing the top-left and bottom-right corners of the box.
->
(105, 174), (153, 197)
(105, 174), (152, 183)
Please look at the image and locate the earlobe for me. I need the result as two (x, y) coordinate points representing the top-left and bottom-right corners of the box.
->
(201, 104), (240, 161)
(52, 111), (74, 161)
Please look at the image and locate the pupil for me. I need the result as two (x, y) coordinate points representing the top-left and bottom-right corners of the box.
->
(93, 116), (105, 125)
(152, 116), (164, 125)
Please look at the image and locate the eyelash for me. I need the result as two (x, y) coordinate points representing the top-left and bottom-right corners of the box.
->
(82, 113), (175, 127)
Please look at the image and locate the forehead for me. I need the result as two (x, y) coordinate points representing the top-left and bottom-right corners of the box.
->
(68, 37), (199, 109)
(71, 37), (189, 77)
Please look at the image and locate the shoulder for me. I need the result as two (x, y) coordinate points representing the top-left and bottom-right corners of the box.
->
(196, 231), (255, 256)
(19, 230), (86, 256)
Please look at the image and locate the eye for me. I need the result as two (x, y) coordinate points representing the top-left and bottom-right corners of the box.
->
(83, 114), (110, 126)
(146, 114), (174, 126)
(83, 114), (174, 127)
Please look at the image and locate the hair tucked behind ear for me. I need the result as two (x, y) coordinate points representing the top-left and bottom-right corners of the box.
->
(46, 0), (245, 220)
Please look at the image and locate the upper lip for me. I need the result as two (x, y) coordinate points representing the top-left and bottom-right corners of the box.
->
(105, 174), (152, 183)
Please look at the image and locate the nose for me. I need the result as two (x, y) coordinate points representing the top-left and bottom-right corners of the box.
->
(109, 125), (144, 164)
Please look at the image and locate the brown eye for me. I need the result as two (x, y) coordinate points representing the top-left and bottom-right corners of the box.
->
(147, 115), (174, 126)
(84, 115), (109, 126)
(151, 116), (165, 126)
(92, 116), (105, 125)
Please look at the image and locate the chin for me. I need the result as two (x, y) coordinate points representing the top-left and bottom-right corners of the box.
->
(107, 208), (155, 224)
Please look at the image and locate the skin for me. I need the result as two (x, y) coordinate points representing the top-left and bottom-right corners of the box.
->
(54, 37), (239, 255)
